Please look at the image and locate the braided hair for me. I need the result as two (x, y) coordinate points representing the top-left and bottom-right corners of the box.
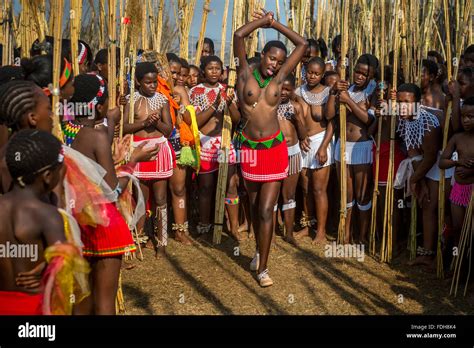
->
(0, 80), (40, 129)
(6, 129), (62, 187)
(70, 73), (108, 117)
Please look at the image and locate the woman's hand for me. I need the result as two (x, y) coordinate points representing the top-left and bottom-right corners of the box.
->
(112, 135), (131, 165)
(252, 8), (274, 28)
(130, 141), (160, 163)
(316, 145), (328, 165)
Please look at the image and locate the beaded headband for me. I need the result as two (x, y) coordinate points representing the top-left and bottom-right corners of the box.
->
(43, 58), (73, 96)
(87, 73), (106, 109)
(78, 42), (88, 65)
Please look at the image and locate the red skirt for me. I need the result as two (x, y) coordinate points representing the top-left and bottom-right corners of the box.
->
(200, 133), (237, 174)
(133, 135), (176, 180)
(373, 140), (406, 185)
(239, 130), (289, 182)
(80, 202), (136, 257)
(0, 291), (42, 315)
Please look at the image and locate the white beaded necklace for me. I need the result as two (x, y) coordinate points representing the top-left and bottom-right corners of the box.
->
(277, 101), (295, 121)
(397, 106), (440, 150)
(297, 84), (330, 106)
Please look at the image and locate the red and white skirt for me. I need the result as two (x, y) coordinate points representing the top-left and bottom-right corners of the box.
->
(199, 133), (237, 174)
(239, 130), (288, 182)
(132, 135), (176, 180)
(80, 202), (137, 257)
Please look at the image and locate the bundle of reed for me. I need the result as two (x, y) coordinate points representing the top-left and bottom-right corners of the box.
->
(124, 0), (145, 262)
(453, 0), (472, 78)
(213, 0), (240, 245)
(125, 0), (142, 133)
(337, 0), (350, 244)
(315, 0), (323, 39)
(369, 0), (385, 256)
(309, 0), (316, 38)
(154, 0), (165, 52)
(29, 0), (48, 54)
(99, 0), (106, 49)
(51, 0), (65, 142)
(275, 0), (281, 41)
(148, 0), (156, 51)
(0, 2), (3, 44)
(380, 1), (401, 264)
(294, 0), (308, 86)
(174, 0), (197, 61)
(141, 0), (148, 50)
(1, 1), (13, 66)
(107, 0), (118, 109)
(119, 0), (130, 139)
(450, 191), (474, 297)
(400, 0), (409, 83)
(408, 198), (417, 260)
(220, 0), (230, 63)
(436, 0), (454, 279)
(227, 0), (244, 68)
(194, 0), (212, 65)
(70, 0), (82, 77)
(321, 0), (331, 47)
(18, 0), (36, 59)
(417, 0), (435, 83)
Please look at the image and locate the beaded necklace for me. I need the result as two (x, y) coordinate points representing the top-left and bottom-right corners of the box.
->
(62, 121), (84, 147)
(277, 101), (295, 121)
(252, 69), (273, 88)
(298, 84), (330, 105)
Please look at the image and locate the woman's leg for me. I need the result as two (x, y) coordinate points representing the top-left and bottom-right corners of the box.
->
(169, 165), (191, 244)
(197, 172), (215, 233)
(311, 166), (331, 244)
(336, 161), (354, 244)
(353, 164), (373, 244)
(91, 256), (122, 315)
(225, 165), (244, 240)
(281, 171), (300, 246)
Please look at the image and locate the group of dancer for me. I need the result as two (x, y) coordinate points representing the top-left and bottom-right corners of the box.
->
(0, 8), (473, 315)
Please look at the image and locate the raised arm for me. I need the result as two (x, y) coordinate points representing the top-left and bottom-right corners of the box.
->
(270, 22), (308, 83)
(233, 16), (268, 78)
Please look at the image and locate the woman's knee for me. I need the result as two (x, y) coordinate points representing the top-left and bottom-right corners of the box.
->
(258, 205), (274, 223)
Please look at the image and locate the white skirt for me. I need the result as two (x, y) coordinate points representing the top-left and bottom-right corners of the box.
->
(287, 143), (302, 175)
(302, 131), (334, 169)
(425, 151), (455, 182)
(335, 139), (373, 165)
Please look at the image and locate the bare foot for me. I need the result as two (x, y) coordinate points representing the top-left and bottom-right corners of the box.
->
(228, 230), (247, 242)
(238, 223), (248, 233)
(294, 227), (310, 239)
(154, 246), (167, 259)
(283, 235), (298, 247)
(311, 233), (328, 245)
(174, 231), (193, 246)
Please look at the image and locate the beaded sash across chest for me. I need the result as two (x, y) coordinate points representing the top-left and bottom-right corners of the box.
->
(297, 85), (330, 106)
(277, 101), (295, 121)
(190, 83), (227, 113)
(397, 106), (440, 150)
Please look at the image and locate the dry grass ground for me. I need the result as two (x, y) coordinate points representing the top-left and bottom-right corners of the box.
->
(121, 232), (474, 315)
